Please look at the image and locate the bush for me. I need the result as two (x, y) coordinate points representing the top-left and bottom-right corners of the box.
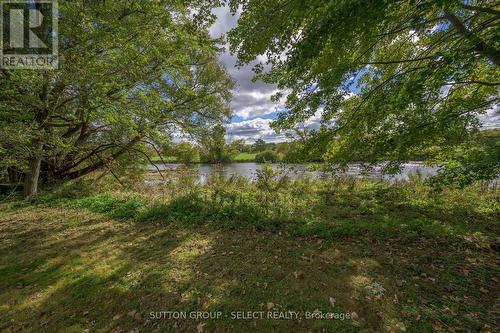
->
(255, 150), (279, 163)
(174, 142), (200, 164)
(429, 141), (499, 188)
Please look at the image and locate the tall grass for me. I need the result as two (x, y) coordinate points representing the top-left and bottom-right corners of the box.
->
(33, 165), (499, 243)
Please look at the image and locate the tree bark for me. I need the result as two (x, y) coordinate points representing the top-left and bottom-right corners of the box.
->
(23, 141), (43, 201)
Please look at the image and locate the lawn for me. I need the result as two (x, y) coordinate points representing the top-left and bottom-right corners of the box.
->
(234, 153), (256, 162)
(149, 156), (178, 163)
(0, 177), (498, 332)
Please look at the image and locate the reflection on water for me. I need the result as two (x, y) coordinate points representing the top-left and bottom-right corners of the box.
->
(146, 162), (438, 184)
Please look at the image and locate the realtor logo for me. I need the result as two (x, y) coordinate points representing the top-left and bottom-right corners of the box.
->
(0, 0), (58, 69)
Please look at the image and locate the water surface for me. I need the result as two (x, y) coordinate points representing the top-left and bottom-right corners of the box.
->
(147, 162), (438, 184)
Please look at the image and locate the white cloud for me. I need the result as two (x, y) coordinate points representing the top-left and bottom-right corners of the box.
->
(225, 118), (288, 143)
(479, 104), (500, 129)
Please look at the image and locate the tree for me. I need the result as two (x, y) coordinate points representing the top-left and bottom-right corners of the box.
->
(230, 139), (247, 152)
(0, 0), (233, 200)
(199, 124), (238, 163)
(429, 129), (500, 187)
(174, 142), (200, 164)
(255, 150), (279, 163)
(229, 0), (500, 175)
(252, 138), (267, 152)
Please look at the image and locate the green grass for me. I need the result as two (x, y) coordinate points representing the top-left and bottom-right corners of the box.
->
(150, 153), (256, 163)
(149, 155), (177, 163)
(234, 152), (256, 162)
(0, 177), (498, 332)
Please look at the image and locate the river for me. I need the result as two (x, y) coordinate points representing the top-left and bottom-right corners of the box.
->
(146, 162), (438, 184)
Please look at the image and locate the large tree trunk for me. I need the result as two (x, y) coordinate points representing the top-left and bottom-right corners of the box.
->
(24, 140), (43, 201)
(24, 157), (42, 201)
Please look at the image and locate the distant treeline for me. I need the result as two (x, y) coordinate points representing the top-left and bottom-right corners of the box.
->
(156, 128), (499, 166)
(156, 138), (318, 164)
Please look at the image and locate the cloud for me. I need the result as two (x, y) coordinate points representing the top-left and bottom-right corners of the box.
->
(210, 6), (282, 120)
(226, 111), (327, 143)
(231, 89), (282, 118)
(303, 109), (323, 130)
(479, 104), (500, 130)
(226, 118), (288, 143)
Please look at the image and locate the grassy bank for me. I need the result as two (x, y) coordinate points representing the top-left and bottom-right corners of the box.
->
(149, 156), (178, 163)
(234, 152), (256, 162)
(149, 152), (257, 164)
(0, 175), (498, 332)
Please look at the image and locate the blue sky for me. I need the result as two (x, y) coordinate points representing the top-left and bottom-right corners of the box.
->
(210, 6), (499, 143)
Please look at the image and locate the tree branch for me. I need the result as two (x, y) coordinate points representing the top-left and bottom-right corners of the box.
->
(60, 136), (143, 180)
(360, 55), (436, 65)
(444, 11), (500, 66)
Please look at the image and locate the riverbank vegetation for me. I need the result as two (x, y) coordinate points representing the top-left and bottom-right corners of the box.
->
(0, 1), (498, 196)
(151, 129), (499, 184)
(29, 169), (500, 241)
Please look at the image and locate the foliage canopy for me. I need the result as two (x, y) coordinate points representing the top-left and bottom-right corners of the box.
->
(0, 0), (233, 198)
(228, 0), (500, 173)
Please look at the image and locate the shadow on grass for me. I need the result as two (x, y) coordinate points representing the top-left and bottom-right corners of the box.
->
(0, 204), (498, 332)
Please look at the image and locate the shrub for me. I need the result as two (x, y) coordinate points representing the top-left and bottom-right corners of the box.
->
(255, 150), (279, 163)
(174, 142), (200, 164)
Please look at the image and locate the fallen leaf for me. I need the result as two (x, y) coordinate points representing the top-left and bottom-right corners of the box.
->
(483, 324), (492, 333)
(266, 302), (274, 310)
(433, 322), (442, 331)
(329, 297), (336, 308)
(197, 322), (205, 333)
(112, 314), (121, 321)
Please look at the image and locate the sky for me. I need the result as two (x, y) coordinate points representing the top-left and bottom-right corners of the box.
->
(209, 6), (312, 143)
(209, 6), (499, 143)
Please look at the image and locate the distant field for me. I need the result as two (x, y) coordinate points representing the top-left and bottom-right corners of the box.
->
(234, 152), (256, 161)
(150, 154), (255, 163)
(150, 156), (177, 163)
